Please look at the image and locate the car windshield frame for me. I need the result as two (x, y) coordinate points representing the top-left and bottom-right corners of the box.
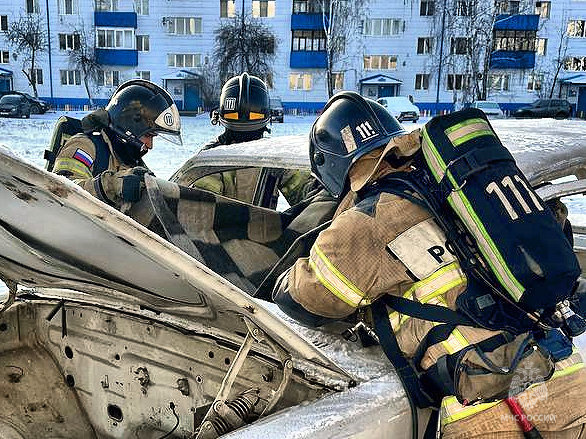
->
(269, 98), (283, 108)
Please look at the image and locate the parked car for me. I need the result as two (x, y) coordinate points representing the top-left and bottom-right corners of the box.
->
(513, 99), (572, 119)
(376, 96), (420, 123)
(0, 94), (31, 118)
(0, 91), (50, 114)
(19, 92), (50, 114)
(270, 97), (284, 123)
(470, 101), (504, 117)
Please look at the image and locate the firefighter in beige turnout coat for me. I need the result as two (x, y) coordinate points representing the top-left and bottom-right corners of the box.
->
(273, 92), (586, 438)
(53, 79), (182, 210)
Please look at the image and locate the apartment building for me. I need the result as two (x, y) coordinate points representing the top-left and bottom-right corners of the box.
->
(0, 0), (584, 114)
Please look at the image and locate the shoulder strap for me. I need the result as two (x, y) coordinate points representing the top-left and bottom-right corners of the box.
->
(371, 299), (440, 409)
(87, 133), (111, 176)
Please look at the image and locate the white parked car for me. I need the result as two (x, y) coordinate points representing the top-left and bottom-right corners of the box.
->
(470, 101), (505, 117)
(376, 96), (420, 123)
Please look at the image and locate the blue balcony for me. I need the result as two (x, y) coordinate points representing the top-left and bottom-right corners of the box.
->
(94, 11), (137, 28)
(291, 13), (326, 30)
(494, 14), (539, 31)
(95, 49), (138, 66)
(490, 50), (536, 69)
(290, 51), (327, 68)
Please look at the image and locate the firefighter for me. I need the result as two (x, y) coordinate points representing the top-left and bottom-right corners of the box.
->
(52, 79), (182, 210)
(196, 72), (313, 207)
(273, 91), (586, 438)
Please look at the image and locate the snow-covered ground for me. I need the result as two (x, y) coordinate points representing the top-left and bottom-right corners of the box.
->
(0, 112), (585, 356)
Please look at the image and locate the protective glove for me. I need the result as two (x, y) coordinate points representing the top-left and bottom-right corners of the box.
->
(81, 108), (110, 133)
(95, 166), (152, 207)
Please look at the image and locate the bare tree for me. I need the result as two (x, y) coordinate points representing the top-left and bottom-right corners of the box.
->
(5, 14), (48, 97)
(317, 0), (369, 98)
(534, 15), (569, 99)
(68, 26), (101, 107)
(429, 0), (533, 105)
(195, 59), (222, 110)
(214, 12), (277, 83)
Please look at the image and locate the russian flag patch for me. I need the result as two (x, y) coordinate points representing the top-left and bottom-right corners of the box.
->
(73, 149), (94, 168)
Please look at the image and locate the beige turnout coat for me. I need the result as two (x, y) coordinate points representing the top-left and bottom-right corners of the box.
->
(280, 130), (586, 438)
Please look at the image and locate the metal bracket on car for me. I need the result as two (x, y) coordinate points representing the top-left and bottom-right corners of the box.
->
(193, 317), (292, 439)
(0, 276), (17, 315)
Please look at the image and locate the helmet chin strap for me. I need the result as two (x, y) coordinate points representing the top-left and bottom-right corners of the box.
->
(107, 124), (147, 164)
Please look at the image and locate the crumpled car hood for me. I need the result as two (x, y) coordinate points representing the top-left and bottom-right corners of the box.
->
(0, 146), (352, 386)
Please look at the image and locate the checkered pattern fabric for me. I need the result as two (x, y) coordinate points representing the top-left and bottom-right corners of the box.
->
(130, 183), (338, 294)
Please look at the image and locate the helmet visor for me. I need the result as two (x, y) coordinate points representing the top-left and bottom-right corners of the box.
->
(155, 131), (183, 146)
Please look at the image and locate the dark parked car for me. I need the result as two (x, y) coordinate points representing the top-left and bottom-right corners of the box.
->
(0, 94), (31, 118)
(20, 92), (50, 114)
(513, 99), (572, 119)
(0, 91), (50, 114)
(270, 97), (284, 123)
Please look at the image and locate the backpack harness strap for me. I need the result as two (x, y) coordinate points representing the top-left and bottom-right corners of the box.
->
(89, 133), (111, 176)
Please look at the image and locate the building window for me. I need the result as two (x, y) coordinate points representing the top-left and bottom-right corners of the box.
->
(292, 30), (326, 51)
(363, 55), (398, 70)
(30, 68), (43, 84)
(495, 1), (519, 15)
(536, 38), (547, 56)
(455, 0), (471, 16)
(95, 0), (118, 11)
(136, 70), (150, 80)
(293, 0), (323, 13)
(96, 28), (135, 49)
(493, 30), (537, 51)
(417, 37), (433, 54)
(0, 16), (8, 31)
(167, 53), (202, 67)
(60, 69), (81, 86)
(0, 51), (8, 63)
(568, 20), (586, 38)
(363, 19), (402, 37)
(420, 0), (434, 16)
(488, 73), (509, 91)
(26, 0), (40, 13)
(447, 74), (469, 90)
(289, 73), (312, 90)
(136, 35), (149, 51)
(415, 73), (430, 90)
(165, 17), (202, 35)
(253, 0), (275, 18)
(527, 73), (542, 91)
(135, 0), (148, 15)
(220, 0), (236, 17)
(535, 1), (550, 19)
(58, 0), (78, 14)
(263, 36), (276, 54)
(59, 33), (81, 51)
(565, 56), (586, 71)
(97, 70), (120, 87)
(450, 37), (471, 55)
(332, 72), (344, 90)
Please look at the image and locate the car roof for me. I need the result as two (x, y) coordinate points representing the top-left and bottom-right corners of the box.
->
(177, 130), (586, 192)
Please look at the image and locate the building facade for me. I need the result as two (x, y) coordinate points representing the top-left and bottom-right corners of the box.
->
(0, 0), (585, 114)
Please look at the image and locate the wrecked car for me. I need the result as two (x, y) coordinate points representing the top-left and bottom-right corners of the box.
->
(0, 130), (584, 439)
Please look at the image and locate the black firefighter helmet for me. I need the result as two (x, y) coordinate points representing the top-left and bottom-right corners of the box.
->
(216, 73), (270, 132)
(309, 91), (406, 197)
(106, 79), (182, 146)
